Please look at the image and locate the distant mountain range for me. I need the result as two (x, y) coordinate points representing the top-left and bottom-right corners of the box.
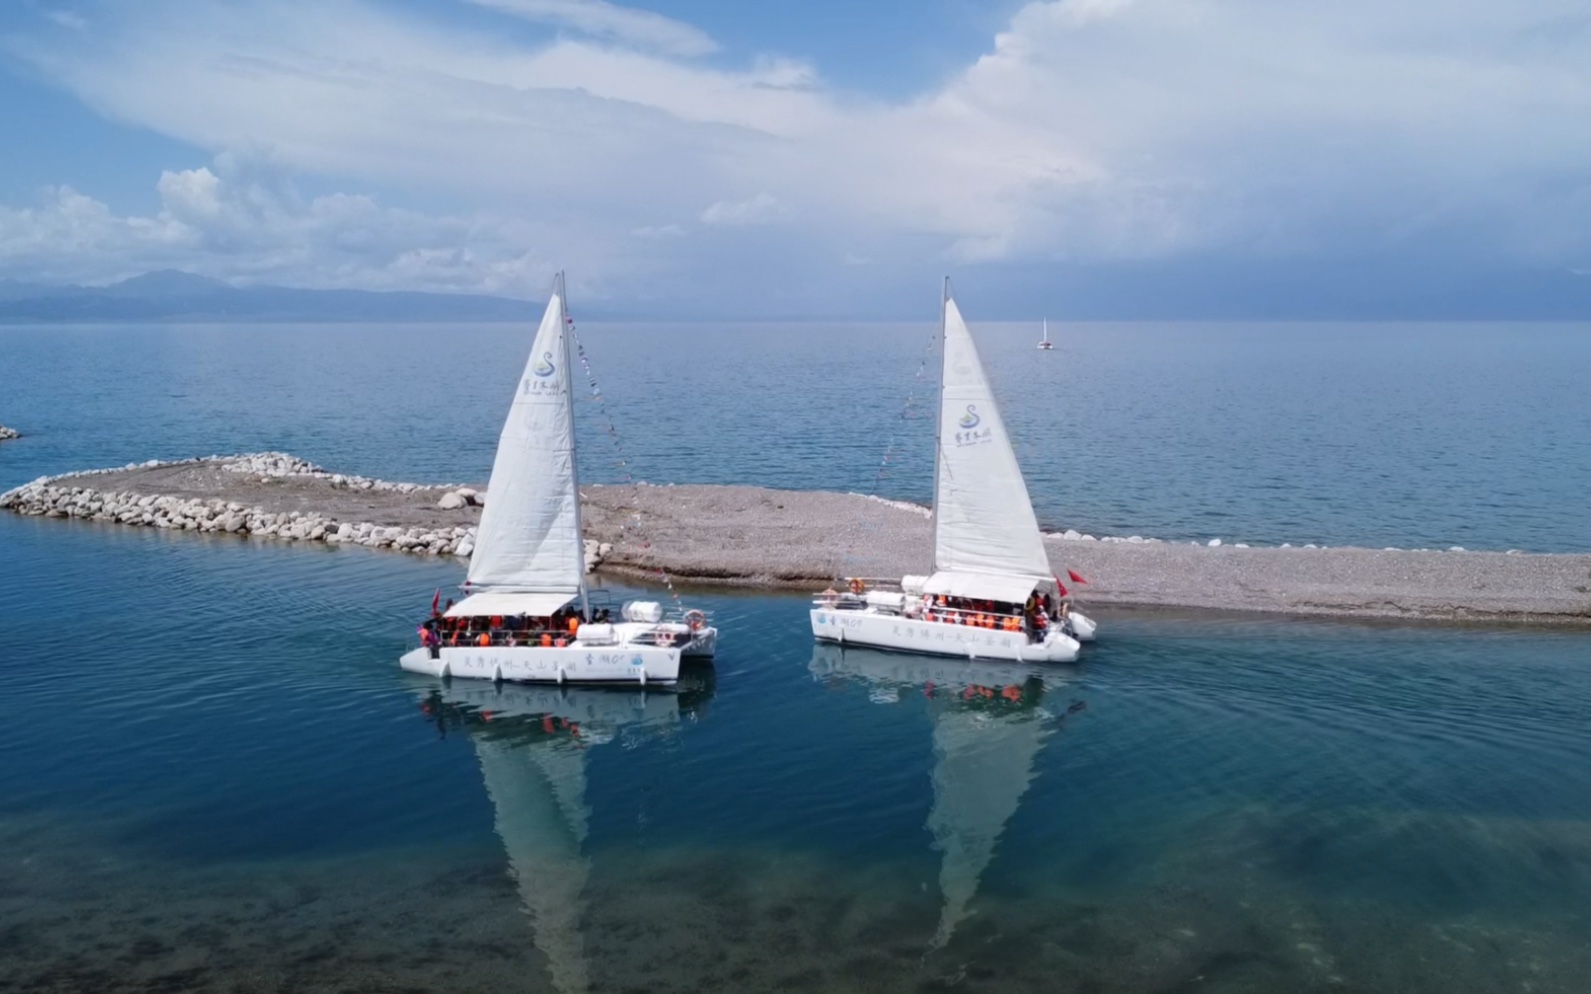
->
(0, 271), (533, 322)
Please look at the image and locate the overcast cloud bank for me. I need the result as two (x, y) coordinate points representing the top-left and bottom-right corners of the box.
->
(1, 0), (1588, 315)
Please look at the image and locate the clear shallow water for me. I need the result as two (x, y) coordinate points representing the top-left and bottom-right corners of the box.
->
(2, 320), (1589, 551)
(3, 510), (1591, 992)
(3, 321), (1591, 991)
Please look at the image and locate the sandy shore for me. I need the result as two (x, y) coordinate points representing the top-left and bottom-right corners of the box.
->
(6, 454), (1590, 626)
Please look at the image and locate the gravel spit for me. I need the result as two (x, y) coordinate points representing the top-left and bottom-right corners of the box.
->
(7, 455), (1590, 627)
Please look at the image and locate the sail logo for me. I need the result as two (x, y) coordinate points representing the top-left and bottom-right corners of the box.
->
(954, 404), (993, 446)
(522, 350), (564, 396)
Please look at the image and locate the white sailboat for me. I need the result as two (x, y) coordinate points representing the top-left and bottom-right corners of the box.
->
(401, 274), (717, 686)
(809, 644), (1066, 951)
(1037, 318), (1053, 350)
(810, 283), (1095, 663)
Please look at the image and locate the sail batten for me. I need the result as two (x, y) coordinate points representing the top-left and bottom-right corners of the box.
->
(932, 297), (1052, 581)
(466, 291), (585, 593)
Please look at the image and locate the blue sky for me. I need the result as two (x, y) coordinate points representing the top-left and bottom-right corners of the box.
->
(1, 0), (1589, 317)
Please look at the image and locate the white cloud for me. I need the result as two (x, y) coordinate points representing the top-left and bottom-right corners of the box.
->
(465, 0), (718, 57)
(44, 9), (88, 30)
(631, 223), (686, 239)
(3, 0), (1590, 301)
(699, 193), (790, 226)
(0, 151), (593, 293)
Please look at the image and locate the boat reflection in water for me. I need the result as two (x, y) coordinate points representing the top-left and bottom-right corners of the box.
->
(415, 667), (715, 994)
(810, 643), (1084, 951)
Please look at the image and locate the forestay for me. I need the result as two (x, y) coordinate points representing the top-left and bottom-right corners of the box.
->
(466, 291), (585, 595)
(933, 297), (1053, 580)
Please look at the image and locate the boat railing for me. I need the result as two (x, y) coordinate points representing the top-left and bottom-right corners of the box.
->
(813, 592), (1037, 622)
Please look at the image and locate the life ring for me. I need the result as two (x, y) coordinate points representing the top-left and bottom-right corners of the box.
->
(685, 609), (706, 632)
(659, 631), (676, 647)
(848, 577), (864, 595)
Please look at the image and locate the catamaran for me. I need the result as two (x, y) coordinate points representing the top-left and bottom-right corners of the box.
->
(400, 274), (717, 686)
(811, 284), (1096, 663)
(1037, 318), (1053, 350)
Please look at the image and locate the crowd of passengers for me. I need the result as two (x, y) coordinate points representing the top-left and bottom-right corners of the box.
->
(417, 606), (613, 655)
(919, 592), (1069, 642)
(823, 584), (1069, 643)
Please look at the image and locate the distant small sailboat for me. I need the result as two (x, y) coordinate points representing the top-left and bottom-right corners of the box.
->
(400, 273), (717, 686)
(1037, 318), (1053, 350)
(810, 282), (1096, 663)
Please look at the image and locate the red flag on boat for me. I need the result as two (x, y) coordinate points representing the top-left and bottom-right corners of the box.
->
(431, 588), (441, 615)
(1067, 570), (1089, 585)
(1054, 577), (1069, 597)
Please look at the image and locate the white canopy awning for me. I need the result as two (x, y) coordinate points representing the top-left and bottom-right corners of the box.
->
(445, 591), (577, 618)
(922, 571), (1049, 605)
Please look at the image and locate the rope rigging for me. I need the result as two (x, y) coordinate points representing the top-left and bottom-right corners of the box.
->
(566, 319), (685, 611)
(831, 326), (942, 582)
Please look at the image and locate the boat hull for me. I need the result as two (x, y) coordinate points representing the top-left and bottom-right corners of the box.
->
(810, 609), (1079, 663)
(400, 643), (680, 685)
(1066, 611), (1097, 642)
(678, 627), (717, 659)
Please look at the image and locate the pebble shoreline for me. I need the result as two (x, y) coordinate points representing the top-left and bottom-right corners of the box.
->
(0, 453), (609, 571)
(5, 453), (1591, 626)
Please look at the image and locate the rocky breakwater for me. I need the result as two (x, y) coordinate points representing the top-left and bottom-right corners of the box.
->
(0, 453), (611, 571)
(0, 425), (19, 441)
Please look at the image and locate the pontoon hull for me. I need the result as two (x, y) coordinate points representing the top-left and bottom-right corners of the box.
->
(810, 610), (1079, 663)
(400, 644), (680, 685)
(678, 627), (717, 659)
(1066, 611), (1097, 642)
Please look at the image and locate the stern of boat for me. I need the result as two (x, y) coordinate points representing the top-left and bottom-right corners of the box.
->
(1067, 610), (1097, 642)
(680, 626), (718, 659)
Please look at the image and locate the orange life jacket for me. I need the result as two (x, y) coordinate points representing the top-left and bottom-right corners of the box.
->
(540, 633), (553, 647)
(477, 633), (491, 647)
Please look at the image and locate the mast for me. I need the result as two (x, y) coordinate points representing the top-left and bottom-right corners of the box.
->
(1042, 318), (1048, 344)
(931, 277), (949, 574)
(558, 271), (592, 621)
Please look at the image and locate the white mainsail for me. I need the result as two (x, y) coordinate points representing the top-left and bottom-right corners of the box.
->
(466, 283), (585, 601)
(932, 295), (1052, 582)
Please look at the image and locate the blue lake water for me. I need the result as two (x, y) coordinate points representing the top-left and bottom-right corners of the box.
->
(3, 321), (1591, 992)
(2, 320), (1589, 551)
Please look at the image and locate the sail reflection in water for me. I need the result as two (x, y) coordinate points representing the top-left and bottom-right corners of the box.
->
(416, 670), (715, 994)
(810, 644), (1085, 951)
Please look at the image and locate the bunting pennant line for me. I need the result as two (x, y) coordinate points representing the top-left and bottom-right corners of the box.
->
(833, 328), (940, 580)
(568, 323), (683, 606)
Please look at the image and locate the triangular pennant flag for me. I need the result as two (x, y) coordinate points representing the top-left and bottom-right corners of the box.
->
(1067, 569), (1089, 585)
